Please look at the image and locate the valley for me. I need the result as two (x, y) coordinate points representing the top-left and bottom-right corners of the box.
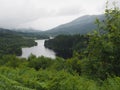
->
(0, 4), (120, 90)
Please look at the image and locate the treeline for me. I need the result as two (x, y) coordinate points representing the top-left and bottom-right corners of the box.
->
(18, 32), (49, 39)
(45, 35), (89, 58)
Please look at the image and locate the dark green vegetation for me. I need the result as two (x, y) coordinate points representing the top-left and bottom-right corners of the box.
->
(83, 6), (120, 80)
(44, 15), (105, 36)
(17, 32), (49, 39)
(0, 28), (48, 56)
(0, 54), (120, 90)
(0, 3), (120, 90)
(45, 35), (89, 59)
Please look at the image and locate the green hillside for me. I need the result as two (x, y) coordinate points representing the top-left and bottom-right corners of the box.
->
(0, 28), (37, 56)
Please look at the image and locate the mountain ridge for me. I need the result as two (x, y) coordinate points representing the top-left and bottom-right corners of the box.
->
(0, 14), (105, 36)
(44, 14), (105, 35)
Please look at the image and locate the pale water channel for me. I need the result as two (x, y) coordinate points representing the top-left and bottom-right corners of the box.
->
(21, 40), (56, 59)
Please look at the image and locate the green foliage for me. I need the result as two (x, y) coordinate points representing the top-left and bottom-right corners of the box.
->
(49, 57), (66, 71)
(0, 55), (27, 68)
(28, 55), (53, 70)
(66, 57), (81, 74)
(100, 77), (120, 90)
(0, 65), (120, 90)
(81, 5), (120, 79)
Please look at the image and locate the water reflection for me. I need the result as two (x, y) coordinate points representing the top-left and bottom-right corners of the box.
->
(21, 40), (56, 59)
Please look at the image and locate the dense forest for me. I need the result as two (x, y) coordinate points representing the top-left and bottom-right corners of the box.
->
(0, 55), (120, 90)
(45, 35), (89, 58)
(0, 2), (120, 90)
(0, 29), (37, 56)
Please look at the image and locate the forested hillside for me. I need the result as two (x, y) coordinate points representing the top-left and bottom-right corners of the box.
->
(45, 35), (89, 58)
(0, 28), (37, 56)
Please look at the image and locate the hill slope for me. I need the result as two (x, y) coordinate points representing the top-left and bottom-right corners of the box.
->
(45, 15), (105, 35)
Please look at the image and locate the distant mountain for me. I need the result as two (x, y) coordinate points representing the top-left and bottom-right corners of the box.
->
(13, 28), (42, 33)
(0, 28), (49, 39)
(45, 14), (105, 35)
(0, 28), (13, 33)
(0, 28), (18, 35)
(0, 14), (105, 36)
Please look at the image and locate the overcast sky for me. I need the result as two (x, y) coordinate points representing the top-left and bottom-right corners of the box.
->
(0, 0), (118, 30)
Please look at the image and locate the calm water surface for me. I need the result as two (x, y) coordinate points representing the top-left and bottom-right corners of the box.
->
(21, 40), (56, 59)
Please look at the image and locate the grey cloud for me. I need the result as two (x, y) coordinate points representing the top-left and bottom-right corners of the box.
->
(0, 0), (114, 30)
(0, 0), (51, 29)
(0, 9), (49, 29)
(56, 6), (84, 16)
